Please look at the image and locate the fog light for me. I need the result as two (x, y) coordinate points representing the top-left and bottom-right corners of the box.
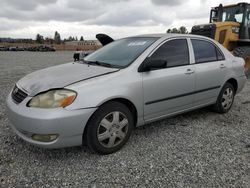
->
(32, 134), (58, 142)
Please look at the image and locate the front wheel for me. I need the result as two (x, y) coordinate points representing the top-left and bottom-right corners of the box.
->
(213, 83), (235, 114)
(84, 101), (134, 155)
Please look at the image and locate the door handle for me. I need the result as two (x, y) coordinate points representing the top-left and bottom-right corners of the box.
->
(185, 69), (195, 75)
(220, 64), (226, 69)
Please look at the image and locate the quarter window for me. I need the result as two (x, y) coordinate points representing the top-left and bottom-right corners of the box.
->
(150, 39), (189, 68)
(191, 39), (224, 63)
(216, 48), (224, 61)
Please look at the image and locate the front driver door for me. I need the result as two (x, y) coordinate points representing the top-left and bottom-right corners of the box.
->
(142, 38), (196, 122)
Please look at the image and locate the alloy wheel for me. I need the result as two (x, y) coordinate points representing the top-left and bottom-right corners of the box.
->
(221, 87), (234, 110)
(97, 111), (129, 148)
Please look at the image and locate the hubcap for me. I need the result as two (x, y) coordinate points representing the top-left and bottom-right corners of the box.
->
(97, 111), (129, 148)
(221, 87), (234, 110)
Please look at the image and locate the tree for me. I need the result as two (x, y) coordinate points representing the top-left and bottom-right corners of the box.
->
(75, 36), (78, 41)
(54, 31), (61, 44)
(45, 37), (54, 44)
(166, 26), (189, 34)
(36, 34), (44, 44)
(179, 26), (188, 34)
(68, 36), (73, 41)
(171, 28), (179, 33)
(80, 36), (84, 41)
(64, 36), (77, 42)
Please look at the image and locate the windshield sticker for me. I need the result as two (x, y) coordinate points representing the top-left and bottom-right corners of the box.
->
(128, 41), (147, 46)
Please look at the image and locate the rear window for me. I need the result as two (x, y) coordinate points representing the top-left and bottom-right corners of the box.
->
(191, 39), (224, 63)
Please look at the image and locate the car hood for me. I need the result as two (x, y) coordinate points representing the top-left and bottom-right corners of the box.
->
(17, 62), (119, 96)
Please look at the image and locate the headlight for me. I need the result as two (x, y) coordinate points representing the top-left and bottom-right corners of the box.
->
(28, 89), (77, 108)
(232, 26), (240, 34)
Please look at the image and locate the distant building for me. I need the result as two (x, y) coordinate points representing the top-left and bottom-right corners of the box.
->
(63, 40), (101, 51)
(65, 40), (101, 47)
(0, 37), (33, 43)
(0, 38), (102, 51)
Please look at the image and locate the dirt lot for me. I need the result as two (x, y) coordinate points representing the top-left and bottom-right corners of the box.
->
(0, 51), (250, 187)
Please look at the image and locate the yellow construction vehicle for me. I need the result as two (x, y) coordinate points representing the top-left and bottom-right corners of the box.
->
(191, 2), (250, 76)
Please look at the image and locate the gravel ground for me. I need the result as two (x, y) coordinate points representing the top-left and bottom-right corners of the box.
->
(0, 51), (250, 187)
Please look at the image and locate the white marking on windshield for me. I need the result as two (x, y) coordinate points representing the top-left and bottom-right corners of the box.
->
(127, 41), (147, 46)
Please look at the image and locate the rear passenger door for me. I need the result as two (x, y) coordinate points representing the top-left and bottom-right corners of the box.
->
(142, 38), (195, 122)
(191, 39), (227, 106)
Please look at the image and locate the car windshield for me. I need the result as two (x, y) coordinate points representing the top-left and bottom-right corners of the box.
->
(84, 37), (158, 68)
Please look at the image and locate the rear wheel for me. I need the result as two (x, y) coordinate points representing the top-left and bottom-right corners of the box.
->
(213, 83), (235, 114)
(233, 47), (250, 77)
(84, 101), (134, 155)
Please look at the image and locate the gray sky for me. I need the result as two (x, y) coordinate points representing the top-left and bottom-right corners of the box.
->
(0, 0), (242, 39)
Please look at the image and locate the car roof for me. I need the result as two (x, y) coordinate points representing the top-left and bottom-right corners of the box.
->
(131, 33), (211, 40)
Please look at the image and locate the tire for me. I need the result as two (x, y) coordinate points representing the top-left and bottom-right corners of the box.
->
(213, 83), (235, 114)
(233, 47), (250, 78)
(84, 101), (134, 155)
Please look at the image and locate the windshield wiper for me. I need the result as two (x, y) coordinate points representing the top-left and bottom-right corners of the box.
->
(89, 61), (111, 67)
(76, 59), (89, 64)
(80, 60), (123, 68)
(86, 60), (120, 68)
(77, 60), (105, 66)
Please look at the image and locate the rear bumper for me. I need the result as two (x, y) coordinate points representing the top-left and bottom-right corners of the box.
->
(236, 75), (247, 94)
(6, 93), (97, 148)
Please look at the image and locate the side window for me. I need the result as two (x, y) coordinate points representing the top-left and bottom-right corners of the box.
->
(191, 39), (224, 63)
(216, 48), (224, 61)
(150, 39), (189, 68)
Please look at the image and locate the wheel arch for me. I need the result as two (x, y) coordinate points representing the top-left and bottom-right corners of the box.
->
(99, 98), (138, 126)
(82, 97), (138, 145)
(225, 78), (238, 92)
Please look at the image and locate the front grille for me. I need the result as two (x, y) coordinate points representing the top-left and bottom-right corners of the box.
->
(11, 85), (28, 104)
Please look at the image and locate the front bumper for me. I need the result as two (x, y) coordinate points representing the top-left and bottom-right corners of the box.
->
(6, 93), (97, 148)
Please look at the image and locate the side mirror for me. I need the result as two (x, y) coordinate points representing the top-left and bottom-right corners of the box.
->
(138, 58), (167, 72)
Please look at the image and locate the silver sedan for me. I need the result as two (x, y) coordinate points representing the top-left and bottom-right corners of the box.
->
(6, 34), (246, 154)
